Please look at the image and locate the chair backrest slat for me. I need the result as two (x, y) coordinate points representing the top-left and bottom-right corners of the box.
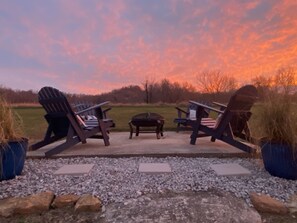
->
(226, 85), (258, 112)
(38, 87), (73, 115)
(38, 86), (80, 137)
(217, 85), (258, 134)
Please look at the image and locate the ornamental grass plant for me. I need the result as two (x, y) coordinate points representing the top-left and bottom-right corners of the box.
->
(258, 93), (296, 144)
(257, 91), (297, 161)
(0, 96), (24, 145)
(0, 96), (27, 181)
(255, 67), (297, 156)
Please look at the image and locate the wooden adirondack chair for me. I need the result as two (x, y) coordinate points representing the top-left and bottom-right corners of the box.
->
(174, 102), (222, 132)
(73, 102), (112, 121)
(188, 85), (258, 153)
(30, 86), (115, 157)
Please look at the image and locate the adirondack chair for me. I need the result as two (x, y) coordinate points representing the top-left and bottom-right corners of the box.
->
(188, 85), (258, 153)
(174, 102), (221, 132)
(73, 102), (112, 121)
(30, 86), (115, 157)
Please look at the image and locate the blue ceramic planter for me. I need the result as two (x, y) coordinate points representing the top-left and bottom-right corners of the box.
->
(0, 139), (28, 181)
(261, 142), (297, 180)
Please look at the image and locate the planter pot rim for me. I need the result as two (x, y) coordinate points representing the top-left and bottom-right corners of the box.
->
(259, 138), (296, 146)
(260, 140), (297, 155)
(0, 138), (28, 147)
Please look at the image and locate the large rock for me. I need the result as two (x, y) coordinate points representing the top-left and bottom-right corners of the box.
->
(105, 191), (262, 223)
(74, 194), (102, 212)
(250, 193), (288, 215)
(52, 194), (80, 208)
(288, 194), (297, 214)
(0, 197), (18, 217)
(14, 191), (55, 215)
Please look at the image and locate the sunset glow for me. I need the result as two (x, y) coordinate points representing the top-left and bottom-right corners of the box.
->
(1, 0), (297, 94)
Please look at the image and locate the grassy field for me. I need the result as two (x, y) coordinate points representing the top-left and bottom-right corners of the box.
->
(13, 105), (182, 142)
(13, 103), (275, 143)
(13, 107), (47, 142)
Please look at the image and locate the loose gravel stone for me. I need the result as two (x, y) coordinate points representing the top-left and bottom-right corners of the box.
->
(1, 157), (296, 207)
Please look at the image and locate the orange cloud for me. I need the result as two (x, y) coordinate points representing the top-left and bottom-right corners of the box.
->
(1, 0), (297, 94)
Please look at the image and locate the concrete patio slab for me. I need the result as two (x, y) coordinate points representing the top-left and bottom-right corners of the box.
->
(53, 164), (94, 175)
(210, 163), (251, 176)
(27, 132), (257, 159)
(138, 163), (172, 173)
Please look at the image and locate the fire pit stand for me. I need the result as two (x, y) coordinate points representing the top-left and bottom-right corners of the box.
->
(129, 112), (164, 139)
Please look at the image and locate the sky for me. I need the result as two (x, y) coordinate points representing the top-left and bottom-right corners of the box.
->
(1, 0), (297, 94)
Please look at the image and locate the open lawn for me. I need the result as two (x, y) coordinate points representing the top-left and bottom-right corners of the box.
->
(13, 104), (181, 143)
(13, 103), (274, 144)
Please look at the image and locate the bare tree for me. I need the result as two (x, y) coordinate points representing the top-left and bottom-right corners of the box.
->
(142, 79), (150, 104)
(142, 77), (156, 104)
(251, 75), (272, 100)
(171, 82), (183, 103)
(196, 70), (237, 94)
(159, 79), (172, 102)
(273, 67), (296, 95)
(251, 75), (272, 88)
(181, 82), (196, 93)
(141, 78), (199, 103)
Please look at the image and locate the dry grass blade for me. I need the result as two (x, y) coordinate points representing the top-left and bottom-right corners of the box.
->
(257, 93), (297, 152)
(0, 97), (24, 145)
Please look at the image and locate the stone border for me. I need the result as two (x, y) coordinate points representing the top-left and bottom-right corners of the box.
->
(0, 191), (296, 218)
(0, 191), (101, 218)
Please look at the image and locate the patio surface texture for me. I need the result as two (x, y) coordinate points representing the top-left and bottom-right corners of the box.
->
(27, 131), (256, 159)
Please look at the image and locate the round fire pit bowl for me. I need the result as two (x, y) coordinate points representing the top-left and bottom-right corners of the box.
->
(129, 112), (164, 139)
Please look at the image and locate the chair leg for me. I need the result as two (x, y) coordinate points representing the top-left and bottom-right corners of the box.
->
(156, 125), (161, 139)
(45, 137), (80, 157)
(30, 135), (63, 150)
(136, 126), (139, 136)
(176, 123), (180, 133)
(160, 124), (164, 137)
(99, 120), (110, 146)
(129, 122), (133, 139)
(190, 122), (199, 145)
(221, 135), (254, 153)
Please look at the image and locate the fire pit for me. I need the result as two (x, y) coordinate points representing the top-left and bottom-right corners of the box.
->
(129, 112), (164, 139)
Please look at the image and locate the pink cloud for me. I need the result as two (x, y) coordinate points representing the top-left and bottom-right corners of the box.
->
(1, 0), (297, 94)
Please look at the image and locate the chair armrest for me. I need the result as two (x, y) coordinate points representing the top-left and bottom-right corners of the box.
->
(212, 102), (227, 111)
(189, 100), (223, 114)
(103, 107), (111, 113)
(72, 103), (84, 110)
(175, 107), (188, 114)
(212, 102), (227, 108)
(175, 106), (189, 119)
(102, 107), (112, 119)
(75, 101), (110, 115)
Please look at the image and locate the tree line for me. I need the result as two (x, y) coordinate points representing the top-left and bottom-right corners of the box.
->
(1, 66), (296, 104)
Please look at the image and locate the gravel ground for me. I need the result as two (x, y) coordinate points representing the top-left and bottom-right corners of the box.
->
(1, 157), (296, 206)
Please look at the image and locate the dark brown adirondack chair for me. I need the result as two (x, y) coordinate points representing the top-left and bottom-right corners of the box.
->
(188, 85), (258, 153)
(30, 86), (115, 157)
(174, 102), (222, 132)
(73, 102), (113, 121)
